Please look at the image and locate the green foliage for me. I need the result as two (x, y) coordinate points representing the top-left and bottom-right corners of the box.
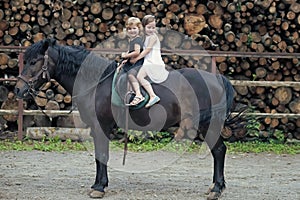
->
(246, 117), (261, 138)
(226, 141), (300, 155)
(0, 138), (87, 152)
(112, 139), (206, 153)
(252, 73), (257, 81)
(244, 107), (287, 143)
(126, 130), (173, 144)
(272, 129), (285, 143)
(247, 33), (253, 45)
(112, 139), (300, 155)
(246, 32), (253, 46)
(236, 1), (241, 12)
(245, 115), (287, 143)
(0, 129), (299, 155)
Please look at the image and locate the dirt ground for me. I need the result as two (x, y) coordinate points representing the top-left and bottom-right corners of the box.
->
(0, 147), (299, 200)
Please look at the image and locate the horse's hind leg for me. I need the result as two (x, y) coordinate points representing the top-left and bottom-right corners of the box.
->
(208, 138), (226, 199)
(204, 125), (226, 200)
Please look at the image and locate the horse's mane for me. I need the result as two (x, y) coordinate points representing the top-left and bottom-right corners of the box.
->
(24, 38), (117, 79)
(24, 38), (56, 62)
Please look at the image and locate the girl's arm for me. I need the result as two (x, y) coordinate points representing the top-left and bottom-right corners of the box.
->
(122, 43), (141, 59)
(131, 35), (157, 63)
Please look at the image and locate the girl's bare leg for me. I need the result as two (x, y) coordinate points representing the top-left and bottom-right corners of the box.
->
(127, 73), (145, 106)
(128, 74), (143, 97)
(137, 68), (157, 100)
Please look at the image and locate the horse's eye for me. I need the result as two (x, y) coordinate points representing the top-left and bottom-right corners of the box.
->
(30, 60), (36, 65)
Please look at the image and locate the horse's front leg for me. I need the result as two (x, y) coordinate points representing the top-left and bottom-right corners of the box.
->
(89, 129), (110, 198)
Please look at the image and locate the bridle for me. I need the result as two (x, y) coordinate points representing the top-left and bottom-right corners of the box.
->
(17, 49), (117, 116)
(17, 50), (51, 96)
(16, 50), (72, 118)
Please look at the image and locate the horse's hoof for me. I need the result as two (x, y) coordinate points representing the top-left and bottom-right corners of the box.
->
(207, 191), (221, 200)
(89, 189), (105, 198)
(205, 183), (215, 195)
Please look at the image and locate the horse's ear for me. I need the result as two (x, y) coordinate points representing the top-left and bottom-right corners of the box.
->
(43, 38), (57, 52)
(47, 46), (59, 64)
(48, 38), (57, 46)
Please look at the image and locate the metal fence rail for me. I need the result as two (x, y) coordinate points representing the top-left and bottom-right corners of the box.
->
(0, 46), (300, 140)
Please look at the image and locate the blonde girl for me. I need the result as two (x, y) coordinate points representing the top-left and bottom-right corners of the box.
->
(118, 17), (145, 106)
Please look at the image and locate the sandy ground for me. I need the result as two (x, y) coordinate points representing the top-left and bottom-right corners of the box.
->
(0, 148), (299, 200)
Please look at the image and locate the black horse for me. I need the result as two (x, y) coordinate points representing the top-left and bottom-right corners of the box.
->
(15, 38), (235, 199)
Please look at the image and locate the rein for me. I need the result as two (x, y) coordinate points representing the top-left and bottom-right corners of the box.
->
(71, 65), (117, 100)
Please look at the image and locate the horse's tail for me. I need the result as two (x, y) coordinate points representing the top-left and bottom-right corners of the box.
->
(220, 75), (245, 125)
(220, 75), (249, 138)
(220, 75), (235, 117)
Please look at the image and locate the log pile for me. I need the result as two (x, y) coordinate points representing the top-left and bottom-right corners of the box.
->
(0, 79), (85, 129)
(0, 0), (300, 141)
(34, 79), (71, 110)
(27, 79), (85, 128)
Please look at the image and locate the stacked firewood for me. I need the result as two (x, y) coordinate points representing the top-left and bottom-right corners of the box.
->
(25, 79), (85, 128)
(0, 78), (85, 130)
(0, 0), (300, 140)
(33, 80), (71, 110)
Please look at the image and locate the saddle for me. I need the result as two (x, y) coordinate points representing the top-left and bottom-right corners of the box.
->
(111, 70), (149, 109)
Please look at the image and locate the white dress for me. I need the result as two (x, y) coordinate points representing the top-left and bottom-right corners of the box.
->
(142, 34), (169, 83)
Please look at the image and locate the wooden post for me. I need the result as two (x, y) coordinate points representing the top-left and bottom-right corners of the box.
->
(211, 56), (216, 74)
(17, 53), (24, 140)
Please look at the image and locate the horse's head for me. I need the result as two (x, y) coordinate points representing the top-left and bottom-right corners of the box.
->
(15, 39), (58, 99)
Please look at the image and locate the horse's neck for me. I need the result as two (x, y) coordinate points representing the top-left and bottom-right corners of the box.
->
(56, 71), (114, 100)
(55, 75), (76, 95)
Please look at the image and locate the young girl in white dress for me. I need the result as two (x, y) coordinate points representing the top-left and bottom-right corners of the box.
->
(131, 15), (169, 108)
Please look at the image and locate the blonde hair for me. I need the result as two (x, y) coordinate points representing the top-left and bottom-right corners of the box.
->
(125, 17), (143, 31)
(142, 15), (156, 27)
